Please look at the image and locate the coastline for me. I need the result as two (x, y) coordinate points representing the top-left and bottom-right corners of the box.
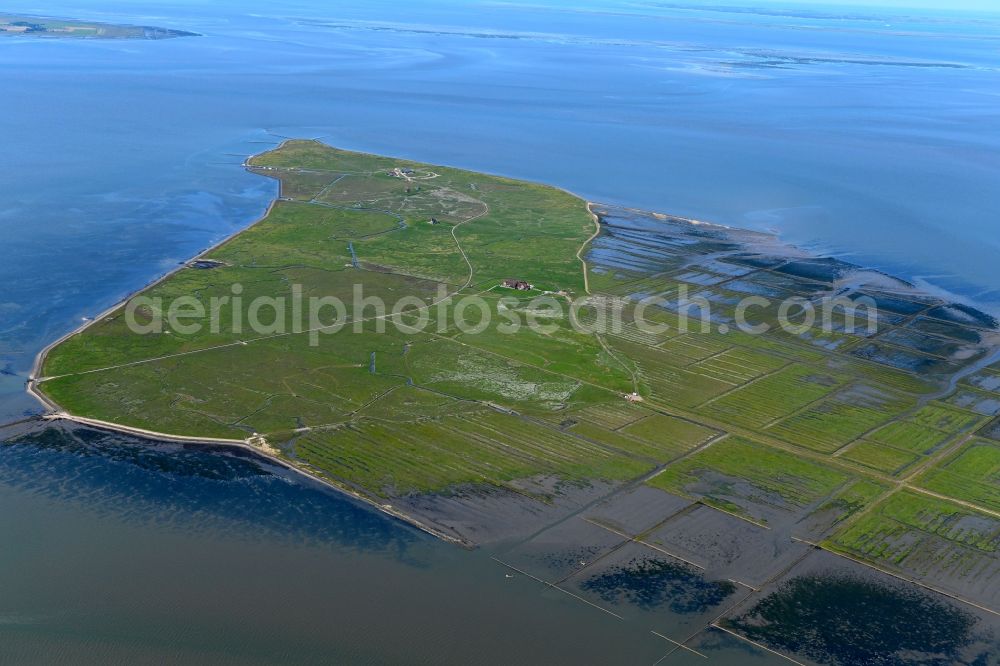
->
(28, 411), (472, 548)
(21, 153), (613, 549)
(28, 138), (603, 402)
(22, 146), (471, 547)
(21, 140), (1000, 557)
(578, 203), (602, 296)
(27, 183), (283, 391)
(0, 13), (200, 40)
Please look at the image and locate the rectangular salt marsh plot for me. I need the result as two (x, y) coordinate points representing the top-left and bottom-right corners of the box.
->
(829, 490), (1000, 610)
(719, 550), (1000, 666)
(943, 387), (1000, 416)
(917, 439), (1000, 513)
(746, 270), (827, 296)
(396, 481), (609, 546)
(496, 515), (628, 583)
(926, 303), (998, 329)
(981, 417), (1000, 442)
(562, 541), (751, 642)
(642, 505), (813, 589)
(572, 401), (651, 430)
(657, 626), (801, 666)
(910, 315), (989, 344)
(878, 328), (989, 364)
(852, 341), (964, 376)
(793, 479), (891, 543)
(672, 270), (730, 286)
(963, 369), (1000, 394)
(584, 485), (694, 538)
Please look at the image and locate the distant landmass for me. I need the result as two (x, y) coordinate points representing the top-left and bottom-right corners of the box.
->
(0, 14), (197, 40)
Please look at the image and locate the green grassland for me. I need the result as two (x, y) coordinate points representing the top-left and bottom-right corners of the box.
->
(827, 490), (1000, 578)
(647, 436), (853, 519)
(34, 141), (1000, 566)
(0, 14), (194, 39)
(915, 439), (1000, 512)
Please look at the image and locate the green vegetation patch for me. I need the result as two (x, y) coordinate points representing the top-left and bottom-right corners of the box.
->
(608, 338), (735, 408)
(841, 441), (920, 476)
(916, 439), (1000, 513)
(565, 420), (689, 463)
(941, 386), (1000, 417)
(766, 385), (911, 454)
(865, 419), (953, 455)
(648, 437), (851, 518)
(702, 364), (845, 428)
(805, 478), (891, 533)
(407, 343), (583, 410)
(657, 334), (731, 364)
(0, 14), (194, 39)
(828, 490), (999, 570)
(619, 414), (716, 451)
(562, 412), (716, 465)
(961, 368), (1000, 394)
(34, 138), (1000, 544)
(979, 416), (1000, 442)
(296, 411), (654, 496)
(572, 401), (650, 430)
(909, 403), (983, 434)
(688, 346), (786, 384)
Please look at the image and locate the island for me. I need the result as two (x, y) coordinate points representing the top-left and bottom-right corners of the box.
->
(0, 14), (197, 39)
(28, 140), (1000, 663)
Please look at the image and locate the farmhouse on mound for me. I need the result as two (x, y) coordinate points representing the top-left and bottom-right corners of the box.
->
(501, 278), (533, 291)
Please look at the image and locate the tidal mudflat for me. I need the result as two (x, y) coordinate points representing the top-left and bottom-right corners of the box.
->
(0, 419), (684, 665)
(20, 140), (1000, 664)
(724, 552), (998, 666)
(0, 13), (196, 39)
(4, 3), (1000, 663)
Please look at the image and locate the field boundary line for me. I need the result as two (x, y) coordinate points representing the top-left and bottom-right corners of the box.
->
(792, 536), (999, 617)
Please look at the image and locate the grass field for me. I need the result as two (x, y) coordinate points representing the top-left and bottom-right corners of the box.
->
(647, 436), (852, 520)
(34, 140), (1000, 567)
